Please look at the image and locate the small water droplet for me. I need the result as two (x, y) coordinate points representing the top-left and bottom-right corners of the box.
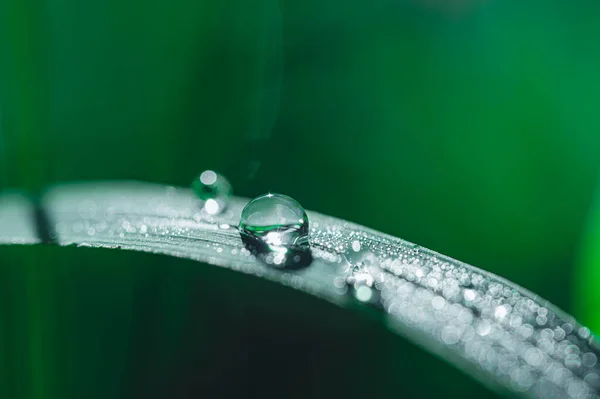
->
(343, 248), (383, 306)
(191, 170), (232, 215)
(344, 249), (378, 273)
(239, 193), (311, 269)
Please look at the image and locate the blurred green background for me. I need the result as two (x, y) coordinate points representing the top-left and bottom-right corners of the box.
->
(2, 0), (600, 397)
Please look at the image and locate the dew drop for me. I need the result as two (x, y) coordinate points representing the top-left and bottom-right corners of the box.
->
(240, 193), (308, 246)
(191, 170), (232, 215)
(239, 193), (311, 269)
(343, 249), (384, 306)
(344, 249), (377, 271)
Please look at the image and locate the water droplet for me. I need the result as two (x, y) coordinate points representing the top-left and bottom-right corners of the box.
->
(344, 249), (377, 271)
(240, 193), (308, 246)
(239, 193), (311, 269)
(191, 170), (232, 215)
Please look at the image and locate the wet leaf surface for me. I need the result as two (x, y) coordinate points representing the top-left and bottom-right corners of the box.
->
(2, 181), (599, 399)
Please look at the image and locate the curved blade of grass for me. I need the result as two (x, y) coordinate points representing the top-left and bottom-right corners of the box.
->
(1, 181), (600, 399)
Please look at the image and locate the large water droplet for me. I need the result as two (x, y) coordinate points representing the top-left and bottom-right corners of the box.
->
(192, 170), (232, 215)
(239, 193), (308, 246)
(239, 193), (311, 269)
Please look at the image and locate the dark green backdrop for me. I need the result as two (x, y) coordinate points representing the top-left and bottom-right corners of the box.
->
(2, 0), (600, 397)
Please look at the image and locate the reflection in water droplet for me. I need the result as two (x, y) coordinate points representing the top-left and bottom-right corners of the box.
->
(239, 193), (311, 269)
(191, 170), (232, 215)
